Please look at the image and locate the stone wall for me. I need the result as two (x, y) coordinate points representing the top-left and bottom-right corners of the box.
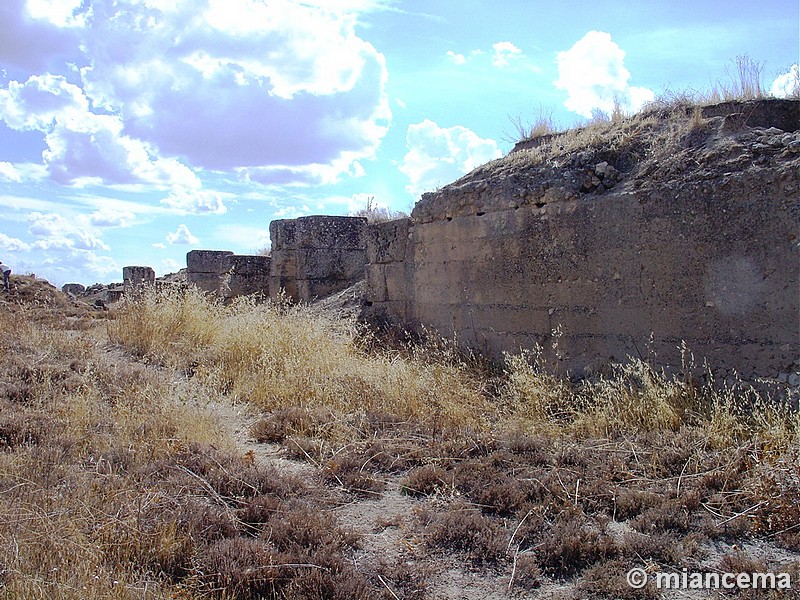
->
(186, 250), (234, 296)
(122, 266), (155, 295)
(365, 218), (411, 321)
(185, 250), (270, 299)
(364, 99), (800, 381)
(228, 254), (271, 298)
(269, 216), (368, 302)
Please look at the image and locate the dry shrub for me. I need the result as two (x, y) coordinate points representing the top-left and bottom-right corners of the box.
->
(534, 511), (619, 578)
(452, 456), (529, 516)
(576, 360), (698, 435)
(252, 407), (333, 443)
(194, 504), (374, 600)
(424, 503), (507, 564)
(576, 558), (659, 599)
(401, 464), (452, 497)
(509, 553), (542, 591)
(500, 349), (576, 426)
(323, 453), (386, 498)
(376, 559), (430, 599)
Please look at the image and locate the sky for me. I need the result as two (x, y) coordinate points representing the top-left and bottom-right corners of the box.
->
(0, 0), (797, 287)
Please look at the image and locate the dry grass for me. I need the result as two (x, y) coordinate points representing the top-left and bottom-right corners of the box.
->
(109, 287), (490, 436)
(3, 281), (798, 598)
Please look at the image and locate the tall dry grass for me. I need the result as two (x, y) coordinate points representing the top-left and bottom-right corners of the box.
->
(110, 287), (798, 453)
(0, 305), (227, 598)
(109, 288), (491, 435)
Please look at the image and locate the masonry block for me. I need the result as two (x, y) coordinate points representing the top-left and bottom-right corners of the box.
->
(366, 218), (410, 264)
(186, 250), (234, 274)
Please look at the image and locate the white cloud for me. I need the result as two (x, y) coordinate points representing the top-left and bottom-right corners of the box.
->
(161, 258), (181, 274)
(78, 0), (391, 178)
(0, 74), (88, 131)
(88, 208), (136, 228)
(447, 51), (466, 65)
(0, 0), (82, 71)
(0, 0), (391, 188)
(0, 74), (202, 188)
(0, 162), (47, 182)
(161, 189), (227, 214)
(0, 162), (22, 182)
(28, 211), (110, 251)
(166, 224), (199, 245)
(0, 232), (32, 252)
(492, 42), (522, 68)
(399, 120), (502, 199)
(771, 65), (799, 98)
(555, 31), (655, 118)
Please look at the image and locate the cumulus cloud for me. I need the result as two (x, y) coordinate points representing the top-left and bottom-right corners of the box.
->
(88, 208), (136, 228)
(0, 0), (391, 189)
(771, 65), (799, 98)
(0, 74), (202, 188)
(28, 211), (110, 251)
(399, 120), (502, 199)
(447, 51), (467, 65)
(555, 31), (654, 118)
(79, 0), (390, 176)
(0, 232), (31, 252)
(166, 224), (199, 245)
(0, 0), (82, 71)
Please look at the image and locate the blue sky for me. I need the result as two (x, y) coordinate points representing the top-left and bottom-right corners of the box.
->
(0, 0), (797, 286)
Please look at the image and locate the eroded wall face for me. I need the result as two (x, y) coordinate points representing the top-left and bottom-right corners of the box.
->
(381, 170), (798, 379)
(186, 250), (234, 297)
(270, 216), (368, 302)
(122, 266), (155, 295)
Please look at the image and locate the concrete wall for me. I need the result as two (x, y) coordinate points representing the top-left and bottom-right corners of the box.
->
(269, 216), (368, 302)
(388, 181), (797, 380)
(364, 101), (800, 381)
(228, 254), (271, 298)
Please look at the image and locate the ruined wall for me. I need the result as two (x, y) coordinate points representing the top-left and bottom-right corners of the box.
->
(269, 216), (368, 302)
(365, 218), (411, 321)
(186, 250), (234, 296)
(365, 100), (800, 381)
(228, 255), (271, 298)
(186, 250), (270, 299)
(122, 266), (155, 295)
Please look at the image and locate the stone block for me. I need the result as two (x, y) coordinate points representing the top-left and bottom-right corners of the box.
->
(297, 278), (357, 302)
(296, 248), (367, 281)
(186, 250), (233, 274)
(366, 218), (410, 264)
(229, 254), (271, 277)
(294, 215), (367, 249)
(62, 283), (85, 296)
(269, 219), (297, 251)
(269, 276), (299, 302)
(123, 266), (155, 295)
(187, 271), (228, 296)
(365, 264), (387, 302)
(269, 251), (297, 279)
(383, 262), (407, 300)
